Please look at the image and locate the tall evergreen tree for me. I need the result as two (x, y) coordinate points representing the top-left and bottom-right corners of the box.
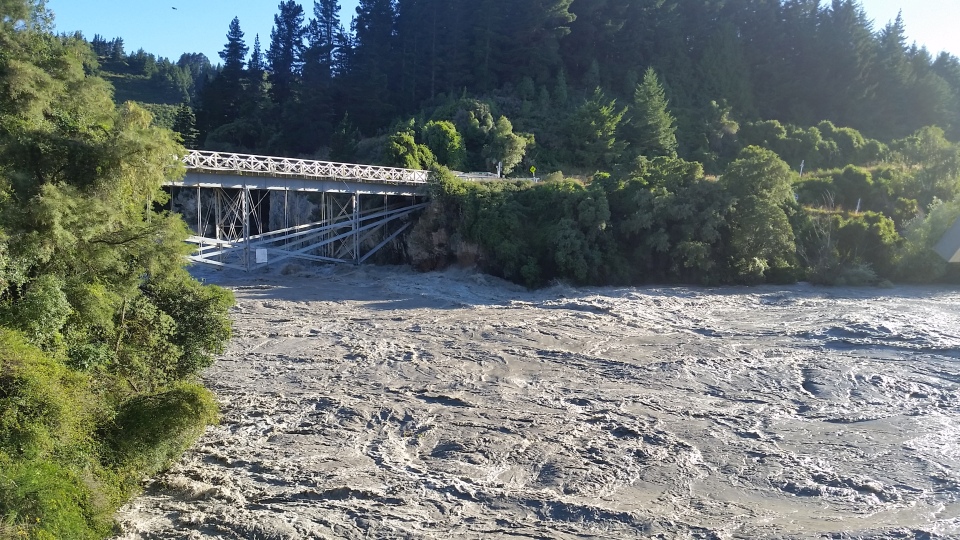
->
(219, 16), (248, 75)
(172, 103), (200, 149)
(305, 0), (340, 73)
(267, 0), (306, 106)
(812, 0), (876, 127)
(349, 0), (397, 132)
(568, 87), (626, 169)
(247, 34), (268, 103)
(296, 1), (342, 153)
(198, 17), (249, 142)
(624, 68), (678, 158)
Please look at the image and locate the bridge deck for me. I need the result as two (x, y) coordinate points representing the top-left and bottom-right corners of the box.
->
(165, 150), (430, 196)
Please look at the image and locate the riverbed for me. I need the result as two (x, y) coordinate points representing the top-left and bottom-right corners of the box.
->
(114, 265), (960, 539)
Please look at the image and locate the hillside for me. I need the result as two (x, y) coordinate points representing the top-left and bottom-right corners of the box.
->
(83, 0), (960, 287)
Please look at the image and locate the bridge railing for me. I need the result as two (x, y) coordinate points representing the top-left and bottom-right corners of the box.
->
(182, 150), (430, 184)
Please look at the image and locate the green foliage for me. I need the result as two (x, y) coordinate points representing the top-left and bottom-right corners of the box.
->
(139, 103), (178, 130)
(0, 329), (93, 460)
(0, 6), (233, 538)
(894, 198), (960, 282)
(0, 455), (112, 539)
(893, 126), (960, 205)
(797, 209), (901, 284)
(330, 113), (360, 162)
(171, 103), (199, 148)
(623, 68), (678, 159)
(103, 382), (219, 476)
(0, 330), (112, 539)
(567, 87), (626, 170)
(422, 120), (466, 170)
(385, 129), (436, 170)
(720, 147), (798, 283)
(482, 116), (528, 175)
(0, 275), (71, 352)
(625, 160), (725, 280)
(142, 270), (234, 381)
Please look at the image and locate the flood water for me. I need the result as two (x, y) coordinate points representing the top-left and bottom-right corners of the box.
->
(115, 266), (960, 539)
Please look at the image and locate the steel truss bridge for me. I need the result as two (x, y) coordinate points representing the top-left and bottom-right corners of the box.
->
(164, 150), (430, 271)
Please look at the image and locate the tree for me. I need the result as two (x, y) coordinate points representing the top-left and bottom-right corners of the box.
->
(297, 0), (342, 152)
(172, 103), (199, 149)
(349, 0), (396, 131)
(0, 6), (233, 535)
(624, 68), (678, 158)
(482, 116), (528, 174)
(330, 113), (360, 162)
(719, 147), (798, 282)
(305, 0), (340, 74)
(422, 120), (466, 170)
(267, 0), (306, 106)
(567, 87), (626, 170)
(385, 129), (436, 170)
(198, 18), (249, 139)
(219, 16), (248, 75)
(894, 126), (960, 205)
(248, 34), (268, 104)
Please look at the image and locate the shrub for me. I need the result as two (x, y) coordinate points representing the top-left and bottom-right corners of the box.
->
(103, 382), (219, 478)
(0, 455), (111, 540)
(0, 329), (94, 460)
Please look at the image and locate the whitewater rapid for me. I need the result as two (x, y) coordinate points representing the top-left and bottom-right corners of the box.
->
(115, 265), (960, 539)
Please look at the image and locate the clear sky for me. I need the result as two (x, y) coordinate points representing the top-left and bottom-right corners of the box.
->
(47, 0), (960, 65)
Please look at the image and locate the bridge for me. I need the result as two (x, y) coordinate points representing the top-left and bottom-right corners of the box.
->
(165, 150), (431, 271)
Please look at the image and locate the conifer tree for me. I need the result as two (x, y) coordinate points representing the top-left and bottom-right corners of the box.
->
(568, 88), (626, 169)
(349, 0), (397, 131)
(247, 34), (268, 103)
(625, 67), (678, 158)
(267, 0), (306, 106)
(198, 18), (249, 140)
(172, 103), (199, 149)
(220, 17), (248, 75)
(305, 0), (340, 73)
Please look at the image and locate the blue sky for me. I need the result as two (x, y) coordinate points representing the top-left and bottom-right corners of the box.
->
(48, 1), (960, 64)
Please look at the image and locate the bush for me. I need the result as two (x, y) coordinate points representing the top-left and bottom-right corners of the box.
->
(0, 331), (112, 539)
(103, 383), (219, 477)
(0, 329), (94, 460)
(0, 455), (111, 540)
(143, 270), (234, 380)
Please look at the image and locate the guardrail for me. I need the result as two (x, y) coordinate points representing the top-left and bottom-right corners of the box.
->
(183, 150), (430, 184)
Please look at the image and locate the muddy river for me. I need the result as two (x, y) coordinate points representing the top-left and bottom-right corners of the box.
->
(114, 265), (960, 539)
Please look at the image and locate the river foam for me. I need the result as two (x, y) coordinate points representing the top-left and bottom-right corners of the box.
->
(114, 266), (960, 539)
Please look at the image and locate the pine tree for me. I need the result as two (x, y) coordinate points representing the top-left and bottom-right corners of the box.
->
(172, 103), (200, 149)
(198, 18), (249, 139)
(330, 113), (360, 162)
(568, 87), (626, 169)
(349, 0), (397, 132)
(247, 34), (268, 103)
(625, 68), (678, 158)
(305, 0), (340, 72)
(220, 17), (248, 75)
(267, 0), (306, 106)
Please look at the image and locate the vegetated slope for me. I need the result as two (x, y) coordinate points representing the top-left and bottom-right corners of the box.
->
(0, 4), (232, 538)
(87, 0), (960, 286)
(70, 0), (960, 287)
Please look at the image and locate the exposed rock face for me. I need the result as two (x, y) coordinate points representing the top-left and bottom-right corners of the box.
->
(115, 266), (960, 539)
